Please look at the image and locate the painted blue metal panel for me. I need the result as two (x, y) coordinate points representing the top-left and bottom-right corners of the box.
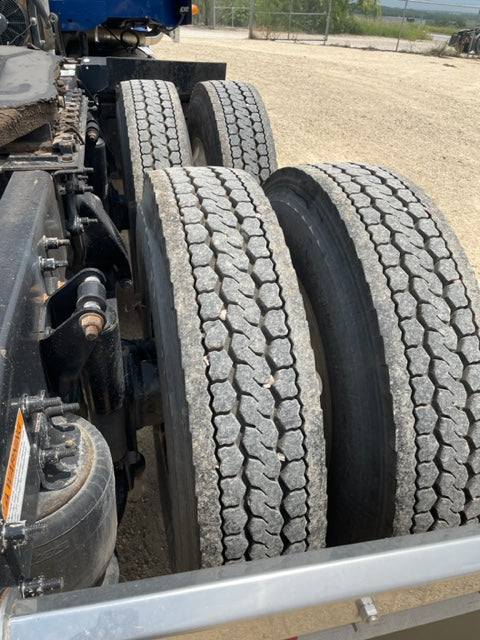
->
(49, 0), (190, 31)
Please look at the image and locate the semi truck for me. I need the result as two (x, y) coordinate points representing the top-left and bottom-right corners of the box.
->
(0, 1), (479, 638)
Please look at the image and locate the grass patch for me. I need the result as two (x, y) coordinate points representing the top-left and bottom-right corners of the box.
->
(424, 41), (459, 56)
(349, 16), (432, 40)
(427, 25), (460, 35)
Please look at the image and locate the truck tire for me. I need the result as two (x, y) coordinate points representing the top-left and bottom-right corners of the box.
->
(187, 81), (277, 184)
(475, 35), (480, 55)
(136, 166), (326, 571)
(264, 163), (480, 545)
(116, 79), (192, 231)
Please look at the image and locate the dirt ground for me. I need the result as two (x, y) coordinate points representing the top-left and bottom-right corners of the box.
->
(160, 28), (480, 271)
(116, 29), (480, 582)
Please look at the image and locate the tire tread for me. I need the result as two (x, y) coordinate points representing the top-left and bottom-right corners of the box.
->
(141, 166), (326, 566)
(188, 81), (277, 183)
(311, 162), (480, 532)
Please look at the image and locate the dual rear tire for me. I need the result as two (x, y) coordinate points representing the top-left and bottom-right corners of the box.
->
(265, 163), (480, 543)
(118, 79), (480, 568)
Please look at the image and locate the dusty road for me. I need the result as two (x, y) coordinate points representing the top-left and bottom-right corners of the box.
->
(116, 30), (480, 583)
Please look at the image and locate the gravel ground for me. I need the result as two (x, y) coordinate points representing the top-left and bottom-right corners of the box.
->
(116, 29), (480, 581)
(158, 27), (480, 271)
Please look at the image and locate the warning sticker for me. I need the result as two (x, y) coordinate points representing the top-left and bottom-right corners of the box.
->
(1, 410), (30, 523)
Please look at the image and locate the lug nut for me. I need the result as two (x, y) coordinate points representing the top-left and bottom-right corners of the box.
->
(80, 312), (105, 341)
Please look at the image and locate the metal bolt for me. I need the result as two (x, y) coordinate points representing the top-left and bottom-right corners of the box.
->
(86, 127), (99, 143)
(44, 402), (80, 418)
(79, 216), (97, 225)
(80, 312), (105, 341)
(24, 522), (47, 539)
(43, 236), (70, 250)
(356, 596), (379, 623)
(40, 442), (77, 466)
(22, 394), (62, 416)
(39, 257), (68, 272)
(19, 575), (64, 598)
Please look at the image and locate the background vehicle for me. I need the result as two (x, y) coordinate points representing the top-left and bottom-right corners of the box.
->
(0, 1), (480, 638)
(449, 25), (480, 53)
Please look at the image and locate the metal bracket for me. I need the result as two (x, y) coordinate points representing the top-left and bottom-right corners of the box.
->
(40, 269), (107, 397)
(356, 596), (379, 624)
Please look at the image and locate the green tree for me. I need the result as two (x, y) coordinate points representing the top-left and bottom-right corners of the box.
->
(329, 0), (356, 31)
(356, 0), (381, 18)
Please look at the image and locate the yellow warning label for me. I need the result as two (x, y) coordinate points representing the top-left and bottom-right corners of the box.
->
(2, 410), (30, 523)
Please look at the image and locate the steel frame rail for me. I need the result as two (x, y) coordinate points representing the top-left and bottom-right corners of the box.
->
(2, 525), (480, 640)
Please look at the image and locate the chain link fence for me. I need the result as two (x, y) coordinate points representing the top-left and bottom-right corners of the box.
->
(197, 0), (332, 41)
(193, 0), (480, 51)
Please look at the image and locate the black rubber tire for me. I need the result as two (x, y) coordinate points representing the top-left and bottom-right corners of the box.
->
(136, 166), (326, 571)
(475, 36), (480, 55)
(264, 162), (480, 545)
(116, 79), (193, 230)
(187, 80), (277, 184)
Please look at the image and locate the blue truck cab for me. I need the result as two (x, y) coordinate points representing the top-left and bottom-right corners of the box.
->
(49, 0), (192, 32)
